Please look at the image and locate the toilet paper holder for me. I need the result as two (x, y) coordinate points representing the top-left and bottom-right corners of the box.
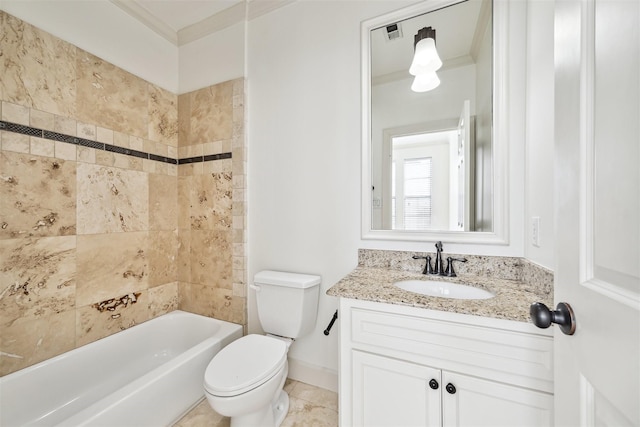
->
(323, 310), (338, 336)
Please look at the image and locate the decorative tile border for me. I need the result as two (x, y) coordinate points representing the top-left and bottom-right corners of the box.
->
(0, 120), (230, 164)
(178, 153), (232, 164)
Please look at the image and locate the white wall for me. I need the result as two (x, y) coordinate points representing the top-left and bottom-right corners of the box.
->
(524, 0), (555, 269)
(178, 22), (245, 94)
(246, 0), (414, 390)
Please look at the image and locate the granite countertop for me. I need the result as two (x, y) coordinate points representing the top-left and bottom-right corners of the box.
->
(327, 266), (553, 323)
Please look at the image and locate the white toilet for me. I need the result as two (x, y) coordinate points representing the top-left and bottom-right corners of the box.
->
(204, 270), (321, 427)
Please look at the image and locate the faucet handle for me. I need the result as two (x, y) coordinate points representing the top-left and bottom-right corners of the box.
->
(444, 257), (467, 277)
(412, 255), (434, 275)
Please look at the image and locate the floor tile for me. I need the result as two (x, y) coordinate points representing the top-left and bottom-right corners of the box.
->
(173, 400), (228, 427)
(281, 396), (338, 427)
(173, 379), (338, 427)
(289, 381), (339, 413)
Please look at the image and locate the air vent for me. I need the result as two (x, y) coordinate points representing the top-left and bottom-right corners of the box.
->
(385, 23), (403, 41)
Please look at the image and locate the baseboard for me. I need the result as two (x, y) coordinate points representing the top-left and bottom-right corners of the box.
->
(287, 357), (338, 393)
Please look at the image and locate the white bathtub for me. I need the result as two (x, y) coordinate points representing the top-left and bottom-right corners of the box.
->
(0, 310), (243, 427)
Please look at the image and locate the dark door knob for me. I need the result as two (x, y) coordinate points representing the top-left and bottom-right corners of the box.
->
(429, 379), (439, 390)
(445, 383), (456, 394)
(530, 302), (576, 335)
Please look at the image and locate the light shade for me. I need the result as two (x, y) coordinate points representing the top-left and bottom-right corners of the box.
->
(411, 71), (441, 92)
(409, 37), (443, 76)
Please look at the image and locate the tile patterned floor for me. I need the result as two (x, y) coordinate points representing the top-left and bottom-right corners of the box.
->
(173, 379), (338, 427)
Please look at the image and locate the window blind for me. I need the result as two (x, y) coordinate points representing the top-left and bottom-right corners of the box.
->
(403, 157), (432, 229)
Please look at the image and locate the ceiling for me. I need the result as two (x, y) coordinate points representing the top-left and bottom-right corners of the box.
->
(110, 0), (294, 46)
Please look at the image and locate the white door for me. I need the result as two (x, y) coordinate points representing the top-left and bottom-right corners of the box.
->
(352, 350), (441, 427)
(553, 0), (639, 426)
(441, 371), (553, 427)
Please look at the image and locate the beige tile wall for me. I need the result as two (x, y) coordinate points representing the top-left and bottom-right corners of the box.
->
(0, 11), (247, 376)
(176, 80), (247, 327)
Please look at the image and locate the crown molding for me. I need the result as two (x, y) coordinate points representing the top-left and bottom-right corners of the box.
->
(110, 0), (297, 47)
(247, 0), (297, 21)
(109, 0), (178, 45)
(178, 2), (247, 46)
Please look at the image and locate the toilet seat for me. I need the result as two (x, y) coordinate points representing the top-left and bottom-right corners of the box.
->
(204, 334), (287, 397)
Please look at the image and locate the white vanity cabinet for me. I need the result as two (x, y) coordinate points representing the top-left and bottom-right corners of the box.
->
(339, 298), (554, 427)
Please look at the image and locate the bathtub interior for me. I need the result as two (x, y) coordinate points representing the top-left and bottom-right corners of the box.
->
(0, 310), (242, 427)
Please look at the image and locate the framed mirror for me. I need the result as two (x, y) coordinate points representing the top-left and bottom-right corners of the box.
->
(362, 0), (510, 244)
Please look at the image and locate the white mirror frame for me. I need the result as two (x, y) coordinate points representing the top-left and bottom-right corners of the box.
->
(362, 0), (515, 245)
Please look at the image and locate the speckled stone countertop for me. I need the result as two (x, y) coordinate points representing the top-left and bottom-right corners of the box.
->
(327, 250), (554, 323)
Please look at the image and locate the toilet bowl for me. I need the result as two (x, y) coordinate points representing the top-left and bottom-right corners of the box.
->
(204, 270), (321, 427)
(204, 334), (291, 427)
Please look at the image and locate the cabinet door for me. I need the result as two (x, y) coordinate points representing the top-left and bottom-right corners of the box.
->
(442, 371), (553, 427)
(352, 350), (441, 427)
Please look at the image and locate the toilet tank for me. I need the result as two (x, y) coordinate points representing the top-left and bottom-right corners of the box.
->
(253, 270), (321, 339)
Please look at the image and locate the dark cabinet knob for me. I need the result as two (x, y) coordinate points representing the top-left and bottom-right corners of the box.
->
(445, 383), (456, 394)
(530, 302), (576, 335)
(429, 379), (439, 390)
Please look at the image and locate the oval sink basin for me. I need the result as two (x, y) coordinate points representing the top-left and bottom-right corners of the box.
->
(394, 280), (495, 300)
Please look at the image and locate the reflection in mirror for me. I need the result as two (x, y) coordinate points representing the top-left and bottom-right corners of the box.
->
(369, 0), (492, 232)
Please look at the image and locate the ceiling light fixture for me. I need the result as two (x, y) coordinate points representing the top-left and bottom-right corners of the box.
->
(409, 26), (442, 92)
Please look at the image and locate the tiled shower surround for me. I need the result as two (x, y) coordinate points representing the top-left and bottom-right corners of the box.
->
(0, 11), (247, 376)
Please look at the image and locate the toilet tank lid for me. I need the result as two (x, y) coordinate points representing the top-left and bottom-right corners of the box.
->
(254, 270), (321, 289)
